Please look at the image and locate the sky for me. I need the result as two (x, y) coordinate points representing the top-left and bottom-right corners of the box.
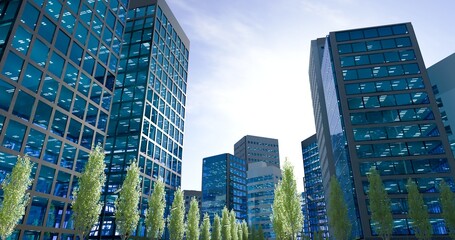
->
(164, 0), (455, 192)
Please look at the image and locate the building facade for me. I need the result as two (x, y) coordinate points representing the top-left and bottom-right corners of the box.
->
(301, 134), (329, 239)
(247, 161), (281, 239)
(428, 53), (455, 157)
(99, 0), (189, 238)
(0, 0), (127, 239)
(309, 23), (455, 239)
(201, 153), (247, 221)
(183, 190), (202, 219)
(234, 135), (280, 168)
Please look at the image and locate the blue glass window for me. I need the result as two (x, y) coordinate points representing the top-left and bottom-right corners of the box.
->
(54, 171), (70, 198)
(86, 103), (98, 126)
(60, 143), (76, 170)
(92, 15), (102, 36)
(21, 3), (40, 30)
(403, 63), (420, 75)
(67, 0), (81, 14)
(12, 26), (32, 54)
(2, 120), (27, 151)
(36, 166), (55, 194)
(67, 118), (81, 144)
(64, 62), (78, 88)
(2, 51), (23, 81)
(82, 52), (95, 74)
(352, 42), (366, 52)
(30, 39), (49, 66)
(369, 53), (384, 64)
(378, 26), (393, 37)
(57, 86), (73, 111)
(338, 44), (352, 54)
(22, 63), (42, 92)
(48, 52), (65, 78)
(90, 83), (102, 103)
(343, 69), (357, 80)
(24, 129), (45, 158)
(81, 126), (93, 149)
(13, 90), (35, 121)
(45, 0), (62, 20)
(43, 136), (62, 164)
(381, 39), (395, 49)
(72, 95), (86, 119)
(40, 75), (59, 102)
(372, 66), (388, 78)
(38, 16), (56, 43)
(70, 42), (83, 65)
(400, 50), (415, 61)
(0, 115), (4, 133)
(46, 200), (64, 227)
(60, 9), (76, 33)
(340, 56), (354, 67)
(396, 37), (411, 48)
(75, 22), (88, 45)
(88, 33), (99, 55)
(55, 29), (70, 55)
(366, 41), (381, 51)
(33, 101), (52, 129)
(79, 4), (92, 26)
(26, 196), (48, 226)
(357, 68), (372, 79)
(96, 0), (106, 18)
(77, 73), (91, 96)
(51, 110), (68, 137)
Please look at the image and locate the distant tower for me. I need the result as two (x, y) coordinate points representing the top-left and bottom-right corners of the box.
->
(201, 153), (247, 220)
(234, 135), (280, 168)
(183, 190), (202, 219)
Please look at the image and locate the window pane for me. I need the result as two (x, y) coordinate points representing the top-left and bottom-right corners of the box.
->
(0, 79), (15, 111)
(2, 51), (24, 81)
(51, 110), (68, 137)
(38, 16), (56, 43)
(12, 26), (32, 54)
(30, 39), (49, 66)
(40, 75), (59, 102)
(48, 52), (65, 78)
(13, 90), (35, 120)
(57, 86), (73, 111)
(21, 3), (40, 30)
(2, 120), (27, 151)
(33, 101), (52, 129)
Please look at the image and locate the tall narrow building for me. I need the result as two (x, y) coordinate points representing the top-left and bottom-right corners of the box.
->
(0, 0), (127, 239)
(301, 134), (329, 239)
(309, 23), (455, 239)
(201, 153), (247, 221)
(234, 135), (280, 168)
(100, 0), (189, 238)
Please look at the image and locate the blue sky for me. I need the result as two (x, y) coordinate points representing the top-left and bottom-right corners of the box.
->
(165, 0), (455, 191)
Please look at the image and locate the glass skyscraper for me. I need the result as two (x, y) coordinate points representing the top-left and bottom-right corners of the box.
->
(301, 134), (329, 239)
(201, 153), (247, 221)
(234, 135), (280, 168)
(0, 0), (189, 239)
(309, 23), (455, 239)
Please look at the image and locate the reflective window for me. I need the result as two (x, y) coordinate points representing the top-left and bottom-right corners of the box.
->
(2, 51), (23, 81)
(45, 0), (62, 20)
(48, 51), (64, 78)
(77, 73), (91, 96)
(57, 86), (73, 111)
(26, 196), (48, 226)
(12, 26), (32, 54)
(64, 62), (78, 88)
(38, 16), (56, 43)
(36, 166), (55, 194)
(0, 79), (15, 111)
(40, 75), (59, 102)
(43, 136), (61, 164)
(81, 126), (93, 149)
(55, 29), (70, 55)
(21, 3), (40, 30)
(67, 118), (81, 144)
(13, 90), (35, 121)
(60, 8), (76, 33)
(70, 42), (83, 65)
(46, 200), (64, 228)
(54, 171), (70, 198)
(51, 110), (68, 137)
(30, 39), (49, 66)
(72, 95), (86, 119)
(25, 129), (45, 158)
(22, 63), (42, 92)
(60, 143), (76, 170)
(75, 22), (88, 45)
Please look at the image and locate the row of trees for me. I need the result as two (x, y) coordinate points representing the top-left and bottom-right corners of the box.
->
(328, 168), (455, 240)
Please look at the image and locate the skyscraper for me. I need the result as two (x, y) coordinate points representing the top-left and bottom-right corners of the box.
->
(234, 135), (280, 168)
(427, 53), (455, 157)
(0, 0), (127, 239)
(247, 161), (281, 239)
(301, 134), (328, 239)
(201, 153), (247, 221)
(309, 23), (455, 239)
(99, 0), (189, 238)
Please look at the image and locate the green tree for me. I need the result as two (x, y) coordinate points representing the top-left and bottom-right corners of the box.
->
(221, 206), (231, 240)
(327, 176), (351, 240)
(250, 225), (256, 240)
(201, 213), (211, 240)
(440, 180), (455, 239)
(114, 161), (141, 240)
(72, 145), (106, 239)
(257, 224), (264, 240)
(367, 168), (393, 240)
(212, 214), (222, 240)
(238, 223), (243, 240)
(168, 188), (185, 240)
(0, 155), (33, 240)
(186, 197), (200, 240)
(271, 160), (303, 240)
(145, 180), (166, 239)
(407, 179), (431, 240)
(230, 209), (238, 240)
(241, 220), (248, 240)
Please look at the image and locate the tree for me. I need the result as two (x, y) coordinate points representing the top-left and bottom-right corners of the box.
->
(201, 213), (211, 240)
(212, 214), (222, 240)
(440, 180), (455, 239)
(221, 206), (231, 240)
(238, 223), (243, 240)
(168, 188), (185, 240)
(186, 197), (200, 240)
(327, 176), (351, 240)
(72, 145), (106, 239)
(271, 180), (286, 240)
(114, 161), (141, 240)
(250, 225), (256, 240)
(0, 155), (33, 240)
(407, 178), (431, 240)
(145, 180), (166, 239)
(230, 209), (238, 240)
(241, 220), (248, 240)
(257, 224), (264, 240)
(270, 160), (303, 240)
(367, 168), (393, 240)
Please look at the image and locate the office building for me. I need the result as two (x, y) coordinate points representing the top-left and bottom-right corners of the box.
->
(99, 0), (189, 238)
(428, 53), (455, 157)
(201, 153), (247, 221)
(234, 135), (280, 168)
(247, 161), (281, 239)
(183, 190), (202, 218)
(301, 134), (329, 239)
(309, 23), (455, 239)
(300, 192), (310, 238)
(0, 0), (127, 239)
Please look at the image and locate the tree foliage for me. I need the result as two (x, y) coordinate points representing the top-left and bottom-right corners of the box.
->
(327, 176), (351, 240)
(72, 145), (106, 239)
(257, 224), (264, 240)
(367, 168), (393, 240)
(186, 197), (200, 240)
(238, 223), (243, 240)
(407, 179), (431, 240)
(241, 220), (248, 240)
(212, 214), (221, 240)
(201, 213), (211, 240)
(114, 161), (141, 240)
(222, 206), (231, 240)
(230, 209), (238, 240)
(0, 155), (33, 240)
(145, 180), (166, 239)
(270, 160), (303, 240)
(440, 180), (455, 239)
(168, 188), (185, 240)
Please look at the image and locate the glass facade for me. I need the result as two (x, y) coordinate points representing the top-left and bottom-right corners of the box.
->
(310, 23), (455, 239)
(246, 161), (281, 239)
(201, 153), (247, 221)
(301, 134), (329, 239)
(99, 0), (189, 238)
